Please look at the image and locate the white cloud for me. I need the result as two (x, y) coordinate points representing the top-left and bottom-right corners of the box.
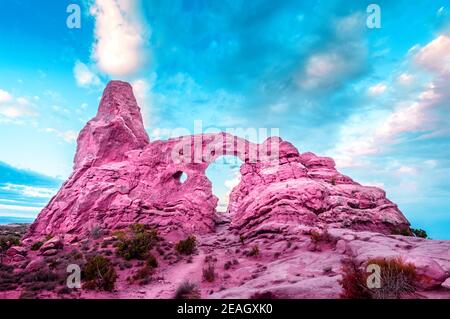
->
(0, 89), (13, 103)
(424, 159), (438, 169)
(298, 14), (367, 92)
(0, 204), (42, 212)
(367, 83), (387, 96)
(0, 184), (57, 199)
(44, 128), (78, 143)
(90, 0), (149, 77)
(415, 35), (450, 77)
(330, 34), (450, 168)
(0, 89), (37, 119)
(131, 78), (153, 127)
(269, 102), (288, 113)
(216, 170), (241, 211)
(73, 61), (101, 87)
(397, 73), (413, 85)
(396, 166), (418, 175)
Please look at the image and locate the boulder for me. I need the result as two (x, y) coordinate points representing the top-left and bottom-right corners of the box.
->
(6, 246), (27, 257)
(25, 259), (47, 272)
(442, 278), (450, 290)
(40, 237), (63, 252)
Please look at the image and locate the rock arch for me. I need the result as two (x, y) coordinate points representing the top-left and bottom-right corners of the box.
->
(26, 81), (411, 243)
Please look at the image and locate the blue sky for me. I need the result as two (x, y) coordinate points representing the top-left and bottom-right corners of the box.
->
(0, 1), (450, 239)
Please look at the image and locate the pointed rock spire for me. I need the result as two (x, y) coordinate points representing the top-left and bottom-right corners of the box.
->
(73, 81), (149, 170)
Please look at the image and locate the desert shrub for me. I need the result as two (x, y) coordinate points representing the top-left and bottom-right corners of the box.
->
(202, 263), (215, 282)
(174, 281), (201, 299)
(339, 258), (372, 299)
(129, 254), (158, 285)
(0, 235), (20, 250)
(331, 176), (337, 186)
(239, 235), (245, 245)
(248, 245), (259, 257)
(21, 269), (63, 293)
(83, 255), (117, 291)
(131, 265), (154, 284)
(31, 241), (44, 251)
(411, 228), (428, 239)
(310, 228), (335, 244)
(224, 261), (232, 270)
(90, 225), (103, 239)
(23, 270), (60, 283)
(0, 264), (20, 291)
(116, 224), (158, 260)
(175, 235), (197, 255)
(340, 257), (418, 299)
(146, 254), (158, 268)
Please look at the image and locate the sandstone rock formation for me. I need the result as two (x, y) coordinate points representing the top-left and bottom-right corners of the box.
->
(6, 80), (447, 299)
(26, 81), (409, 244)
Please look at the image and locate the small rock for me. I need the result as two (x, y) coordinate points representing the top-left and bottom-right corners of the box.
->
(404, 255), (447, 289)
(41, 236), (63, 252)
(12, 254), (27, 263)
(6, 246), (27, 257)
(441, 278), (450, 290)
(25, 259), (47, 272)
(41, 249), (59, 256)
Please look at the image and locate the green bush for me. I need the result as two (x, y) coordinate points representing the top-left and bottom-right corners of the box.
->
(131, 265), (154, 284)
(202, 263), (215, 282)
(248, 245), (259, 257)
(175, 236), (197, 255)
(83, 255), (117, 292)
(331, 176), (337, 186)
(310, 228), (335, 244)
(31, 241), (44, 251)
(0, 235), (20, 251)
(116, 224), (158, 260)
(146, 254), (158, 268)
(411, 228), (428, 238)
(174, 281), (201, 299)
(340, 257), (418, 299)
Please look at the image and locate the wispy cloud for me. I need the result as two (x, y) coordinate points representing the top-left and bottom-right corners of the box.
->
(0, 89), (37, 119)
(329, 33), (450, 168)
(44, 128), (78, 143)
(0, 183), (57, 198)
(90, 0), (149, 77)
(73, 61), (102, 87)
(297, 13), (367, 93)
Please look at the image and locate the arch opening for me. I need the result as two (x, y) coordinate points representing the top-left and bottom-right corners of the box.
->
(205, 155), (243, 213)
(173, 171), (188, 184)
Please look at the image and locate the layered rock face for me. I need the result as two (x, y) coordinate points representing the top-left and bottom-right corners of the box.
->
(26, 81), (409, 243)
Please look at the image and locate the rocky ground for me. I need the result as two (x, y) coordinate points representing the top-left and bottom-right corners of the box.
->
(1, 217), (450, 299)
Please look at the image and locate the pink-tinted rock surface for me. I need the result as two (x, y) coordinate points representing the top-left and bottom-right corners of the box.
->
(26, 81), (409, 243)
(5, 80), (448, 299)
